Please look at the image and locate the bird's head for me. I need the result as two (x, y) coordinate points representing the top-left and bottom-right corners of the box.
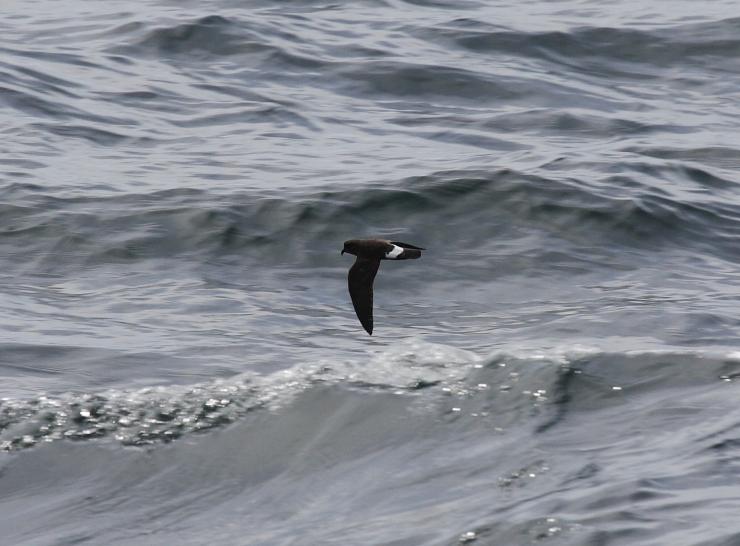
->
(341, 240), (360, 256)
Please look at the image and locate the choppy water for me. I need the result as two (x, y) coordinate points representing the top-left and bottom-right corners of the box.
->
(3, 0), (740, 544)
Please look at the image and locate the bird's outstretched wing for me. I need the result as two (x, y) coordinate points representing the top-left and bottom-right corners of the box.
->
(348, 256), (381, 335)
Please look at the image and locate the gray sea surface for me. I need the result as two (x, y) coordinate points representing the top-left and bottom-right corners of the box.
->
(2, 0), (740, 544)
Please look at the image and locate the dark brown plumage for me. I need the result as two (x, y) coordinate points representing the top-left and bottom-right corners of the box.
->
(341, 239), (424, 335)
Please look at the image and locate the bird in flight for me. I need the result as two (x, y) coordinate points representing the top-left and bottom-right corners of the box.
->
(341, 238), (424, 335)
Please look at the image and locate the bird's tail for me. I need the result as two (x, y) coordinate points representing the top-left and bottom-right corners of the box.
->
(391, 241), (425, 250)
(397, 248), (421, 259)
(390, 241), (423, 260)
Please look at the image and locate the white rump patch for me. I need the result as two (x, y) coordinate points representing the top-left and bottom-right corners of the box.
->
(385, 244), (404, 259)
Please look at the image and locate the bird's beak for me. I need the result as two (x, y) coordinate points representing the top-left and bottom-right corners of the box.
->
(341, 249), (345, 255)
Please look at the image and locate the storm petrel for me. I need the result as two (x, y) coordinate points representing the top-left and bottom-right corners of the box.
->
(341, 239), (424, 335)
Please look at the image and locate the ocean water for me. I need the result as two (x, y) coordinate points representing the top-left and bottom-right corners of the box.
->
(2, 0), (740, 544)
